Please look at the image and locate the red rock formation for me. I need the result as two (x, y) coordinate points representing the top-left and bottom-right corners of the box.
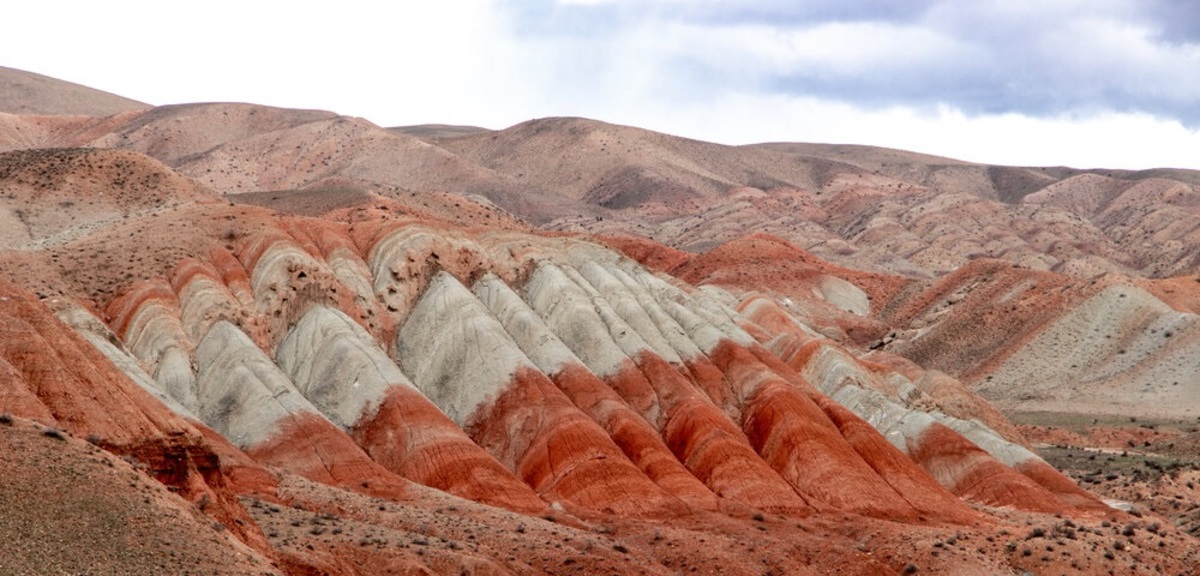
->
(0, 278), (275, 554)
(546, 362), (722, 511)
(597, 233), (693, 274)
(275, 304), (547, 513)
(245, 411), (410, 501)
(398, 271), (688, 517)
(1014, 459), (1111, 512)
(907, 423), (1067, 514)
(622, 352), (815, 514)
(208, 246), (255, 305)
(739, 291), (1107, 515)
(813, 396), (983, 523)
(352, 385), (549, 513)
(7, 92), (1200, 572)
(467, 366), (691, 517)
(711, 339), (974, 522)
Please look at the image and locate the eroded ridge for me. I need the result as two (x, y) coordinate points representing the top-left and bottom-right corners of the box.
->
(86, 221), (1109, 522)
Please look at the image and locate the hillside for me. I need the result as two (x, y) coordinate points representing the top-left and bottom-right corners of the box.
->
(0, 66), (148, 116)
(4, 95), (1200, 278)
(4, 69), (1200, 575)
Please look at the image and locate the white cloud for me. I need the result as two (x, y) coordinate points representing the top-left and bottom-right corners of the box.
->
(619, 93), (1200, 170)
(758, 22), (967, 74)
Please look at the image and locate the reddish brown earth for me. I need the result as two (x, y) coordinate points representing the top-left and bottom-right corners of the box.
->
(466, 366), (689, 518)
(243, 411), (412, 501)
(352, 386), (549, 514)
(615, 357), (815, 515)
(10, 211), (1157, 573)
(905, 422), (1069, 514)
(0, 415), (277, 576)
(545, 362), (722, 511)
(4, 68), (1200, 574)
(664, 233), (906, 345)
(0, 276), (279, 561)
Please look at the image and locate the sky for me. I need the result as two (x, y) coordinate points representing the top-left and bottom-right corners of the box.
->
(3, 0), (1199, 169)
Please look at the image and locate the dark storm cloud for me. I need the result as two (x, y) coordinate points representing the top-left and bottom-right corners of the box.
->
(506, 0), (1200, 126)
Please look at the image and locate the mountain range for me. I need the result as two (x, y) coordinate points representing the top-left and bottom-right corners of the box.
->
(2, 66), (1200, 575)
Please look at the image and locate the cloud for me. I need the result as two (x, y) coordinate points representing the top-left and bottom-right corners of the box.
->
(554, 0), (941, 25)
(469, 0), (1200, 169)
(515, 0), (1200, 126)
(1144, 0), (1200, 44)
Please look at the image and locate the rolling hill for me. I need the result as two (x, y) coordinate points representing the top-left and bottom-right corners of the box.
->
(4, 67), (1200, 575)
(0, 66), (149, 116)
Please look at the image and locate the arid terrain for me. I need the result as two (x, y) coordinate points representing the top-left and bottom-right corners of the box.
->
(3, 66), (1200, 575)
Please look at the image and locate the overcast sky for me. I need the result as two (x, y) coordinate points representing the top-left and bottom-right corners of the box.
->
(4, 1), (1199, 169)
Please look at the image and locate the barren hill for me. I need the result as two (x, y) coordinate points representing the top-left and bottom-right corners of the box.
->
(876, 260), (1200, 420)
(0, 66), (148, 116)
(4, 146), (1191, 574)
(4, 74), (1200, 279)
(391, 123), (492, 140)
(4, 70), (1200, 575)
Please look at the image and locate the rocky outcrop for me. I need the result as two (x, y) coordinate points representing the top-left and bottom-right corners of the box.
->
(397, 271), (688, 517)
(0, 278), (277, 556)
(741, 293), (1106, 513)
(474, 272), (722, 511)
(194, 320), (409, 499)
(46, 208), (1112, 526)
(276, 305), (546, 513)
(522, 261), (811, 514)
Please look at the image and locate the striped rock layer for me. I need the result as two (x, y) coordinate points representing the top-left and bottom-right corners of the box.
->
(91, 220), (1108, 521)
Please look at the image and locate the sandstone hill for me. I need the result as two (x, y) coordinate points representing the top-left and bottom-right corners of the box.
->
(3, 69), (1200, 575)
(0, 144), (1192, 574)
